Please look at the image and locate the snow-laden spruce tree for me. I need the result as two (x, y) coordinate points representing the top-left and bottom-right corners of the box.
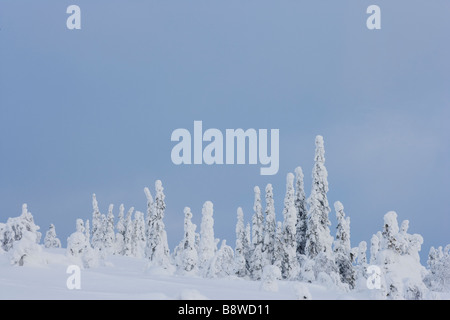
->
(103, 204), (115, 255)
(371, 212), (430, 300)
(144, 187), (154, 259)
(370, 233), (380, 265)
(0, 223), (5, 250)
(281, 172), (300, 280)
(123, 207), (134, 256)
(84, 219), (90, 246)
(67, 219), (87, 258)
(91, 194), (104, 251)
(425, 245), (450, 292)
(262, 183), (276, 267)
(0, 223), (11, 252)
(260, 265), (281, 292)
(10, 229), (43, 266)
(194, 232), (201, 254)
(21, 204), (42, 243)
(1, 204), (43, 266)
(146, 180), (171, 267)
(305, 136), (333, 260)
(273, 221), (284, 269)
(234, 207), (247, 277)
(295, 167), (307, 256)
(177, 207), (198, 273)
(243, 222), (252, 274)
(333, 201), (355, 289)
(44, 224), (61, 249)
(172, 239), (183, 267)
(0, 204), (42, 252)
(198, 201), (216, 276)
(356, 241), (367, 277)
(115, 204), (125, 255)
(250, 186), (264, 280)
(67, 219), (98, 268)
(132, 211), (146, 258)
(3, 204), (43, 265)
(304, 136), (338, 284)
(0, 222), (13, 252)
(382, 211), (400, 253)
(207, 240), (234, 278)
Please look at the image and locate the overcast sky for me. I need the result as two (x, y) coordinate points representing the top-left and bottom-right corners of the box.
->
(0, 0), (449, 262)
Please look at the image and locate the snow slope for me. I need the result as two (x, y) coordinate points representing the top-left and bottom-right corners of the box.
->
(1, 249), (449, 300)
(0, 248), (361, 300)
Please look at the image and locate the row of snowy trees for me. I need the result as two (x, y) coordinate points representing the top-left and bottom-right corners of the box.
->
(1, 135), (448, 299)
(66, 180), (171, 268)
(62, 136), (449, 298)
(227, 136), (342, 285)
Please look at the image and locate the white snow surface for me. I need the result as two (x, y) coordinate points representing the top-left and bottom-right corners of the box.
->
(1, 248), (448, 300)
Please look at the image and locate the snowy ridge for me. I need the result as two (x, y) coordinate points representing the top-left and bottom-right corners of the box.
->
(0, 136), (449, 300)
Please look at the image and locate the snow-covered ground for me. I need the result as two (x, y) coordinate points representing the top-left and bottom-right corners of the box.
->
(0, 248), (352, 300)
(1, 248), (448, 300)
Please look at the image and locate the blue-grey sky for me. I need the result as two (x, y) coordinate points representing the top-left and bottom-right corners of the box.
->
(0, 1), (449, 262)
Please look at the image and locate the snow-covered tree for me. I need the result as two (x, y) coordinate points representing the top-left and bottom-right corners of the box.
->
(243, 222), (252, 274)
(146, 180), (171, 267)
(262, 183), (276, 266)
(72, 219), (100, 268)
(207, 240), (234, 278)
(333, 201), (355, 288)
(115, 204), (125, 255)
(103, 204), (115, 255)
(425, 245), (450, 292)
(374, 212), (429, 300)
(144, 187), (154, 259)
(398, 220), (424, 263)
(250, 186), (264, 280)
(356, 241), (367, 279)
(260, 265), (281, 292)
(370, 234), (380, 265)
(0, 204), (41, 252)
(84, 219), (90, 246)
(381, 211), (400, 253)
(177, 207), (198, 273)
(300, 257), (315, 283)
(198, 201), (216, 275)
(0, 205), (43, 265)
(273, 221), (284, 269)
(194, 232), (201, 255)
(400, 219), (409, 234)
(123, 207), (134, 256)
(0, 222), (13, 252)
(67, 219), (86, 257)
(305, 136), (333, 260)
(67, 219), (99, 268)
(0, 224), (5, 252)
(44, 224), (61, 249)
(294, 167), (307, 256)
(91, 194), (104, 251)
(10, 229), (43, 266)
(21, 204), (41, 243)
(281, 173), (300, 280)
(234, 207), (247, 277)
(132, 211), (146, 258)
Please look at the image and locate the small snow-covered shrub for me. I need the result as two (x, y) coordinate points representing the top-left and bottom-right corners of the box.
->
(260, 265), (281, 292)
